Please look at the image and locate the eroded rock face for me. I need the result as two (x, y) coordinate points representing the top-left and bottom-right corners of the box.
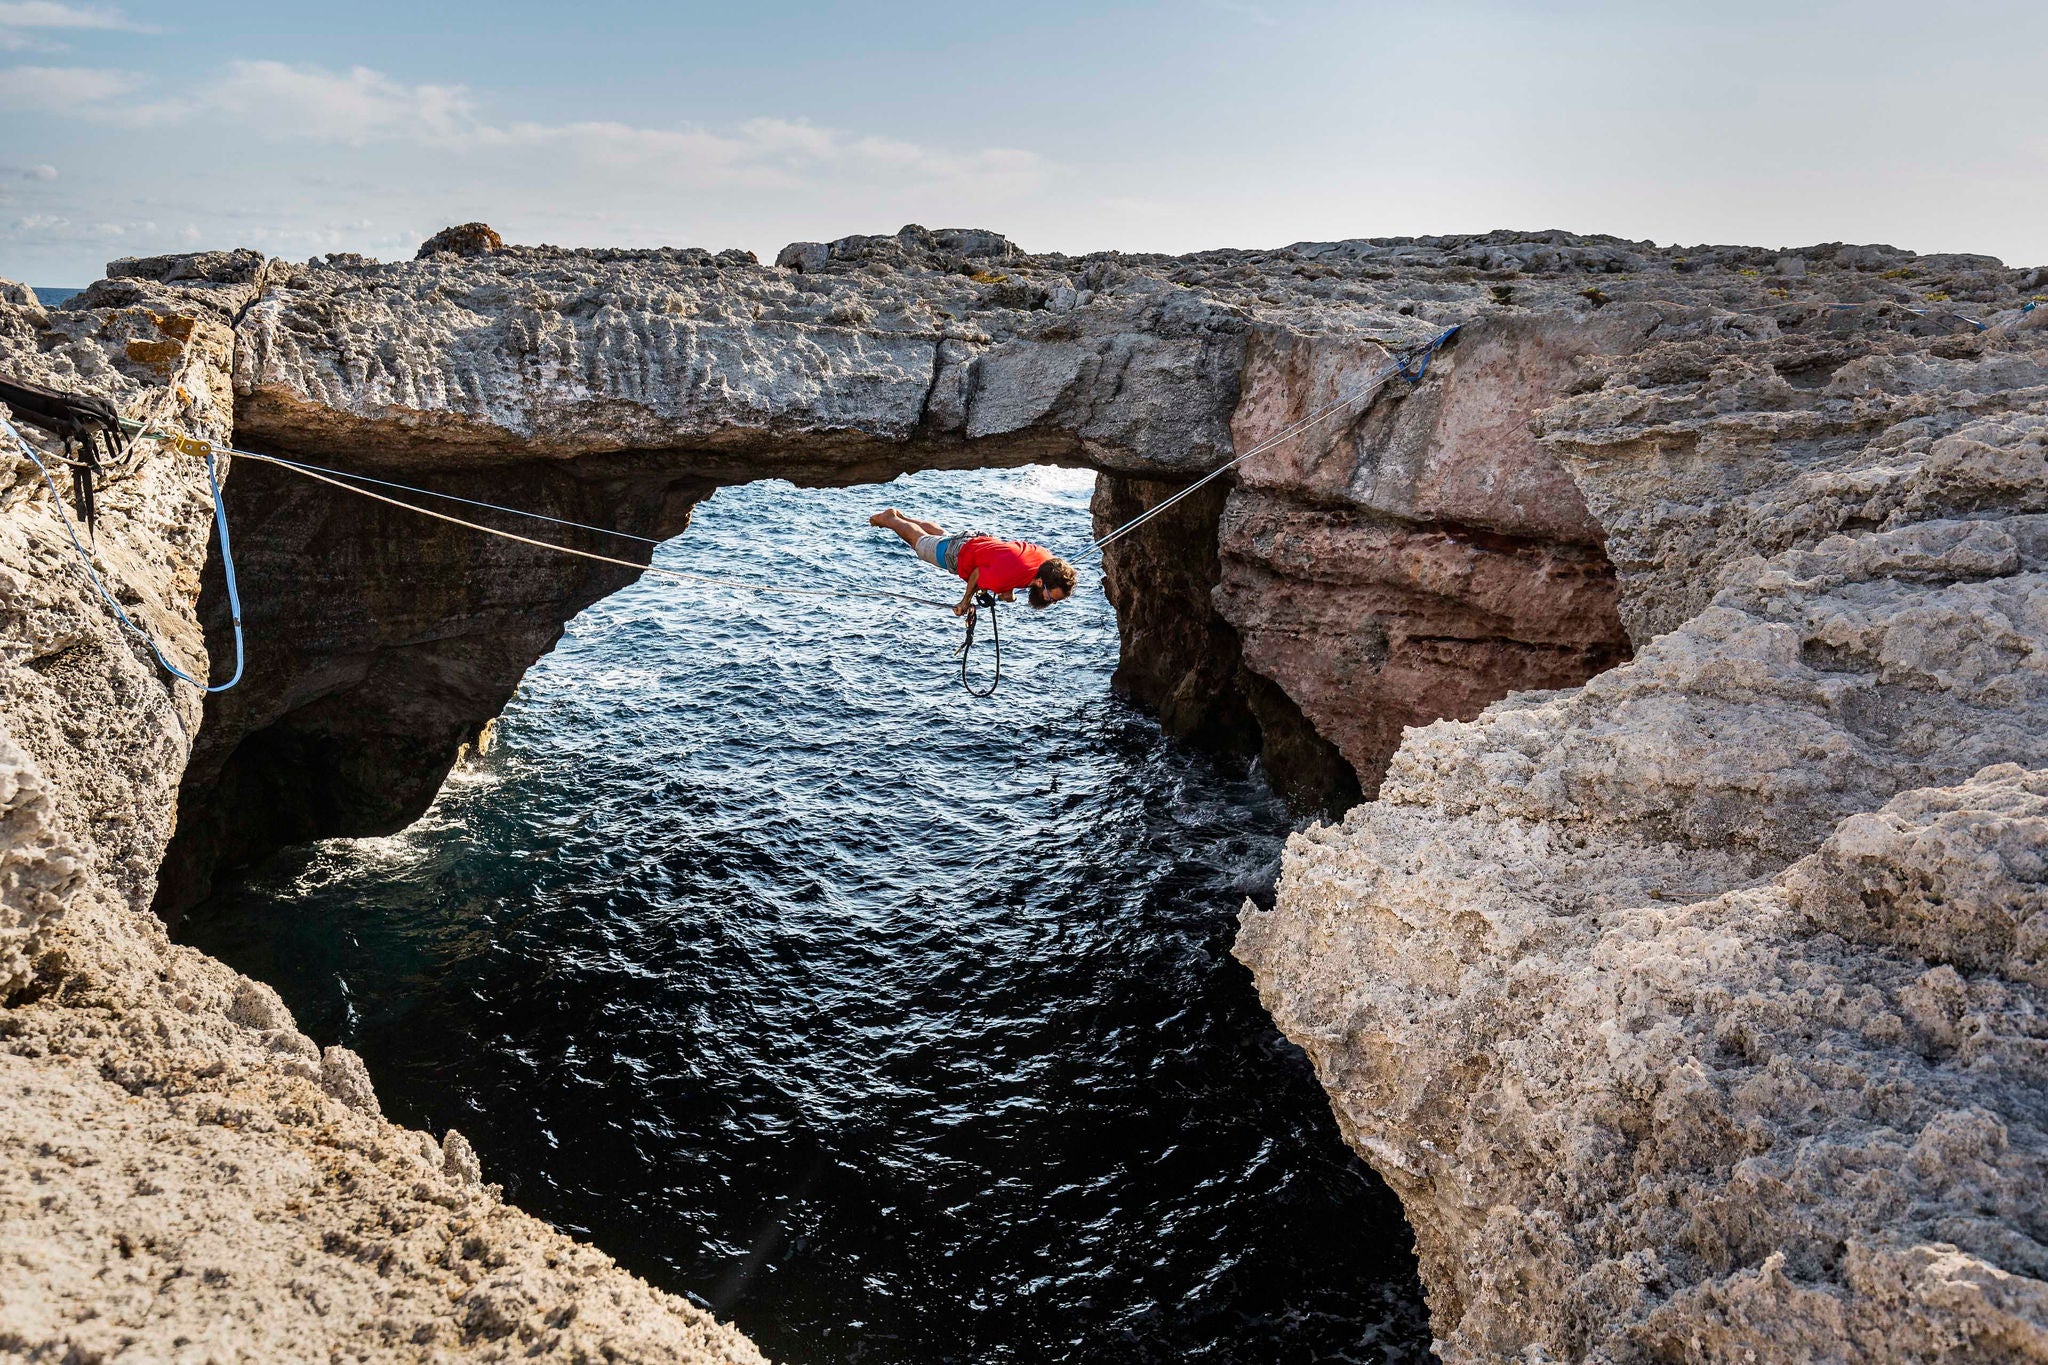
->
(0, 274), (765, 1362)
(0, 265), (242, 940)
(156, 452), (712, 915)
(1093, 472), (1367, 810)
(11, 225), (2046, 1360)
(1239, 299), (2048, 1361)
(192, 225), (1957, 887)
(1216, 315), (1644, 790)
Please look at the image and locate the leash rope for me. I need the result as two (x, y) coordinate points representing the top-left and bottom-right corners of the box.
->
(219, 448), (666, 546)
(956, 590), (1001, 697)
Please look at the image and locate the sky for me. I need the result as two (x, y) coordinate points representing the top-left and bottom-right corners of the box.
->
(2, 0), (2044, 285)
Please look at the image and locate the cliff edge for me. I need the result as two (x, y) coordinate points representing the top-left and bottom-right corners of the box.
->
(5, 225), (2045, 1361)
(1239, 290), (2048, 1360)
(0, 260), (765, 1363)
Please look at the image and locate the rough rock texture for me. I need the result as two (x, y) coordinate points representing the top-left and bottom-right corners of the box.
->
(9, 225), (2047, 1360)
(189, 226), (2020, 898)
(1239, 294), (2048, 1360)
(229, 229), (1251, 477)
(0, 273), (764, 1362)
(1218, 315), (1640, 792)
(1, 260), (245, 950)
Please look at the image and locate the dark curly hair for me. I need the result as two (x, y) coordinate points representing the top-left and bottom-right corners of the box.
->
(1027, 557), (1079, 609)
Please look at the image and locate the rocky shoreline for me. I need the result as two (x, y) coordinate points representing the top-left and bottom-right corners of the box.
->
(3, 226), (2042, 1360)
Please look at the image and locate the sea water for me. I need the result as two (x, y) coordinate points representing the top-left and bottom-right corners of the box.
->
(181, 465), (1432, 1364)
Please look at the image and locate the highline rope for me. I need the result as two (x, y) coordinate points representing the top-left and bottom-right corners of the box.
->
(1086, 326), (1459, 555)
(41, 322), (1466, 698)
(231, 448), (666, 546)
(78, 324), (1464, 696)
(223, 447), (957, 611)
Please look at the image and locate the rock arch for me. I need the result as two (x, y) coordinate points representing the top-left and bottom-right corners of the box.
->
(155, 231), (1635, 917)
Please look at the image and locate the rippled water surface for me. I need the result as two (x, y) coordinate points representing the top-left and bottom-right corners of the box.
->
(182, 467), (1431, 1364)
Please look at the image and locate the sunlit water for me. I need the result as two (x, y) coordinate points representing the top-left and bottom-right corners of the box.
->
(181, 466), (1432, 1364)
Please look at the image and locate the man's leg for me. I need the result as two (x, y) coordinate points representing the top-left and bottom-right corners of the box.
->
(868, 507), (945, 549)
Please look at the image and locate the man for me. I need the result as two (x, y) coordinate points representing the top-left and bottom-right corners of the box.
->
(869, 507), (1078, 617)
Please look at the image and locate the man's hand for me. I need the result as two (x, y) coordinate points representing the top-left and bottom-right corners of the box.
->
(954, 569), (981, 618)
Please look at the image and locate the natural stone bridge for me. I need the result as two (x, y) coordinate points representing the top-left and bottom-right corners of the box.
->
(3, 226), (2044, 1362)
(152, 227), (1645, 913)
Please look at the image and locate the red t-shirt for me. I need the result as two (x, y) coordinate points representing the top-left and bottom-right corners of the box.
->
(955, 537), (1051, 593)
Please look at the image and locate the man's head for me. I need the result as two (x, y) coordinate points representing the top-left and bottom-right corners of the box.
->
(1028, 557), (1079, 609)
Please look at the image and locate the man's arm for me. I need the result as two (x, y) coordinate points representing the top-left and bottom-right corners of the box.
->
(954, 568), (981, 616)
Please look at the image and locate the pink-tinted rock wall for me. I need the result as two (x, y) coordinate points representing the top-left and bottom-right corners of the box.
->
(1213, 318), (1644, 794)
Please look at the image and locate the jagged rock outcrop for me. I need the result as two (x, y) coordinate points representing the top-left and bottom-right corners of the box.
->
(418, 221), (507, 259)
(1239, 295), (2048, 1361)
(0, 268), (764, 1362)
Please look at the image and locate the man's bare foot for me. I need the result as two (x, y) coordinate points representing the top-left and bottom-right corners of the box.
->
(869, 508), (900, 527)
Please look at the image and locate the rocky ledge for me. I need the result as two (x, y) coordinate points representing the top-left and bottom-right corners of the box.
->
(1239, 286), (2048, 1359)
(3, 226), (2044, 1360)
(0, 267), (764, 1362)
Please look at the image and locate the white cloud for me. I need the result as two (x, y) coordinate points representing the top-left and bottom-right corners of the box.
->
(195, 60), (478, 144)
(160, 65), (1049, 195)
(0, 2), (143, 28)
(477, 116), (1048, 197)
(0, 54), (1059, 282)
(9, 57), (1051, 197)
(0, 62), (140, 107)
(11, 58), (485, 138)
(0, 2), (147, 52)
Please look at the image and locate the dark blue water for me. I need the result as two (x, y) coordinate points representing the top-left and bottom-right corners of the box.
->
(180, 466), (1432, 1364)
(32, 287), (83, 307)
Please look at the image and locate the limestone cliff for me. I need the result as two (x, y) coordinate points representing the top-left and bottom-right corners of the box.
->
(6, 223), (2044, 1362)
(0, 259), (764, 1363)
(167, 225), (1784, 900)
(1239, 287), (2048, 1360)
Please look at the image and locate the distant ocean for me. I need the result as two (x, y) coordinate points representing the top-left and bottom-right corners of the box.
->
(32, 287), (83, 307)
